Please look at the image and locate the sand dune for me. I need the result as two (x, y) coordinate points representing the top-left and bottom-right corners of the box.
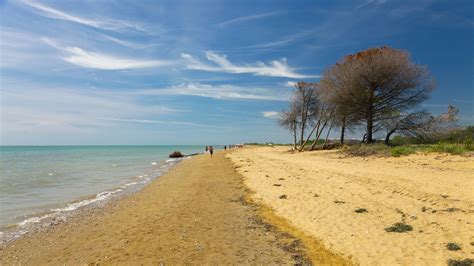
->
(228, 146), (474, 265)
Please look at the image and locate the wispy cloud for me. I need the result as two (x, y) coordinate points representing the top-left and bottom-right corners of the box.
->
(262, 111), (281, 119)
(181, 51), (319, 79)
(97, 33), (158, 49)
(100, 118), (224, 128)
(21, 0), (146, 32)
(42, 38), (172, 70)
(246, 30), (313, 50)
(217, 11), (283, 27)
(356, 0), (388, 9)
(136, 82), (290, 101)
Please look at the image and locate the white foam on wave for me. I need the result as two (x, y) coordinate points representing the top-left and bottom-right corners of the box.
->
(5, 155), (188, 243)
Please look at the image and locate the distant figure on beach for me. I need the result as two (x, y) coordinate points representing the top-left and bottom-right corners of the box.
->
(205, 146), (208, 153)
(209, 146), (214, 157)
(224, 145), (227, 150)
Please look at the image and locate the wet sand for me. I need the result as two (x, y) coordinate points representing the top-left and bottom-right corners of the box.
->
(0, 151), (345, 264)
(228, 146), (474, 265)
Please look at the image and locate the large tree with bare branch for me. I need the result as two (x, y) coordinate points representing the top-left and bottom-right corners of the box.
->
(325, 46), (435, 143)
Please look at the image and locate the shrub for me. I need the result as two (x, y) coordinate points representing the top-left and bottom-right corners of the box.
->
(169, 151), (183, 158)
(384, 223), (413, 233)
(447, 258), (473, 266)
(390, 146), (416, 157)
(344, 144), (390, 157)
(446, 242), (461, 251)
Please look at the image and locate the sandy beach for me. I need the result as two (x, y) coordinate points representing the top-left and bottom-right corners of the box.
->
(228, 146), (474, 265)
(0, 151), (346, 265)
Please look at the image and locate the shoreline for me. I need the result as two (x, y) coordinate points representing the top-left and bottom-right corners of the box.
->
(0, 155), (190, 244)
(0, 150), (339, 264)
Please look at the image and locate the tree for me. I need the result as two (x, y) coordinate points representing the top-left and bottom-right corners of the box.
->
(328, 46), (435, 143)
(298, 88), (335, 151)
(384, 105), (460, 144)
(292, 82), (319, 145)
(279, 103), (299, 150)
(382, 111), (432, 144)
(319, 69), (358, 145)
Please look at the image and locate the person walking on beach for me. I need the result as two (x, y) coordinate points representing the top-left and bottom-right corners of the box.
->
(209, 146), (214, 157)
(205, 145), (208, 153)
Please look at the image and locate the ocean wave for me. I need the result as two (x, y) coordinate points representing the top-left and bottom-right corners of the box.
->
(0, 156), (185, 243)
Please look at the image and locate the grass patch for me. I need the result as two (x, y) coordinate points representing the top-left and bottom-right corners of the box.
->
(390, 146), (416, 157)
(426, 143), (472, 155)
(342, 142), (473, 157)
(447, 242), (462, 251)
(384, 223), (413, 233)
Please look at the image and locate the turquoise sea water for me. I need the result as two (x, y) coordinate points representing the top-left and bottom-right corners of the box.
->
(0, 145), (213, 240)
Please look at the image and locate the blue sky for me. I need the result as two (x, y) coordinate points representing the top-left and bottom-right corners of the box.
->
(0, 0), (472, 145)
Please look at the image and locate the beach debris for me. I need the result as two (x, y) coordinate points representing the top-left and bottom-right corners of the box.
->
(265, 174), (269, 177)
(446, 242), (462, 251)
(273, 184), (282, 187)
(278, 178), (285, 180)
(355, 208), (368, 213)
(447, 259), (474, 266)
(421, 206), (428, 212)
(441, 194), (449, 198)
(279, 195), (287, 199)
(169, 151), (183, 158)
(384, 223), (413, 233)
(313, 193), (319, 197)
(334, 200), (345, 204)
(444, 207), (460, 212)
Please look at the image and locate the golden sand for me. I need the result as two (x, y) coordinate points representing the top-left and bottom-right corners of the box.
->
(228, 146), (474, 265)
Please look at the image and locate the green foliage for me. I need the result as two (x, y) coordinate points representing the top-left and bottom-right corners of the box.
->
(390, 146), (416, 157)
(426, 143), (473, 155)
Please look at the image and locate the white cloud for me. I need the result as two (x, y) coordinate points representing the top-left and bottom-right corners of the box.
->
(22, 0), (146, 32)
(42, 38), (172, 70)
(1, 85), (176, 135)
(262, 111), (281, 119)
(217, 11), (283, 27)
(136, 82), (290, 101)
(181, 51), (318, 79)
(100, 118), (225, 128)
(285, 81), (297, 87)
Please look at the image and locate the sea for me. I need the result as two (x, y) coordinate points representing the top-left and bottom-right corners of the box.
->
(0, 145), (215, 242)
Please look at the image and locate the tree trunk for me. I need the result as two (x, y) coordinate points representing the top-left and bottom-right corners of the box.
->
(310, 121), (328, 151)
(323, 125), (334, 148)
(300, 105), (306, 146)
(340, 116), (346, 145)
(366, 116), (373, 143)
(293, 127), (297, 150)
(299, 121), (320, 152)
(384, 129), (396, 145)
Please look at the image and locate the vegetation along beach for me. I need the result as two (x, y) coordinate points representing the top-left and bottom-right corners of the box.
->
(1, 0), (473, 265)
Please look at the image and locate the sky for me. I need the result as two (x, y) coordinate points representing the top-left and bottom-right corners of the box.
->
(0, 0), (473, 145)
